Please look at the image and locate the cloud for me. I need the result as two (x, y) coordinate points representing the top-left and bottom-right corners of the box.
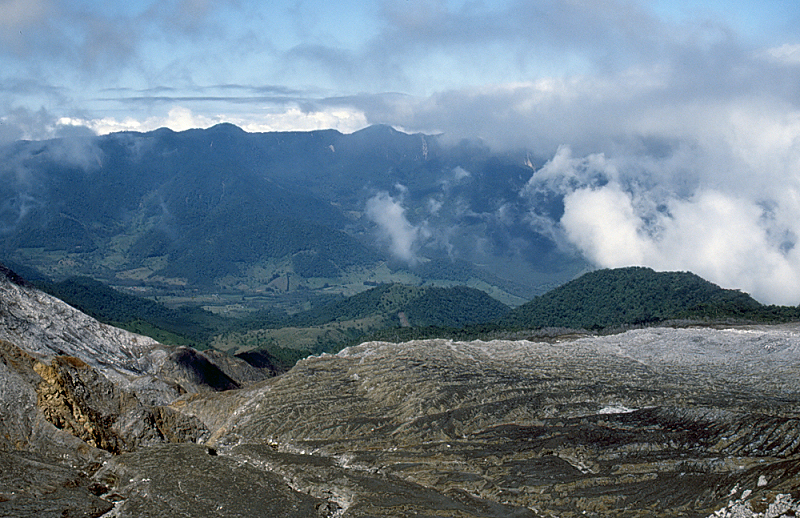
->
(0, 105), (97, 142)
(365, 190), (428, 265)
(559, 184), (652, 267)
(765, 44), (800, 65)
(523, 145), (800, 306)
(58, 105), (369, 135)
(0, 0), (244, 91)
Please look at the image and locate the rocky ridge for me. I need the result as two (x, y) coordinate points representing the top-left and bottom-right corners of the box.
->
(0, 267), (269, 516)
(2, 265), (800, 517)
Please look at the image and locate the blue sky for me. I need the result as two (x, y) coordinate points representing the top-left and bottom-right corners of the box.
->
(4, 0), (800, 304)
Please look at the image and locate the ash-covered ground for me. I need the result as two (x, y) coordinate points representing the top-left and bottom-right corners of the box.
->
(2, 266), (800, 517)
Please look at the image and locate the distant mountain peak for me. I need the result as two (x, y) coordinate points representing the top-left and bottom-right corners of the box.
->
(354, 123), (400, 133)
(206, 122), (247, 134)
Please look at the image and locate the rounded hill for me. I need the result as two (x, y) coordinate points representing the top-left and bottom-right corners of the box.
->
(500, 266), (765, 330)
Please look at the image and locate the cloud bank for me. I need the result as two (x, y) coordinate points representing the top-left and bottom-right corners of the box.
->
(522, 144), (800, 306)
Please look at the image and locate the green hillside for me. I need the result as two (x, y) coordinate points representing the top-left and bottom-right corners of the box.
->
(291, 283), (510, 328)
(0, 124), (580, 314)
(35, 276), (228, 348)
(500, 266), (794, 330)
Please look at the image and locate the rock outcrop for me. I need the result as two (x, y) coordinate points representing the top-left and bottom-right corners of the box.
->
(0, 265), (269, 516)
(183, 331), (800, 517)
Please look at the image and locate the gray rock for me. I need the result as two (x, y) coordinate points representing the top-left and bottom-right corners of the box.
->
(3, 266), (800, 517)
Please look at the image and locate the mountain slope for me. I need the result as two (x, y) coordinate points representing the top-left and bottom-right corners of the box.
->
(0, 263), (269, 452)
(0, 123), (581, 313)
(1, 125), (380, 286)
(179, 328), (800, 517)
(500, 266), (772, 330)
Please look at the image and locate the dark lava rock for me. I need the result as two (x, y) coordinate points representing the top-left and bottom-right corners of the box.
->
(0, 451), (112, 518)
(163, 346), (241, 391)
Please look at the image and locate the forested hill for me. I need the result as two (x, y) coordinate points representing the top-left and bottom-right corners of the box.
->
(244, 283), (511, 329)
(500, 266), (799, 330)
(20, 263), (800, 368)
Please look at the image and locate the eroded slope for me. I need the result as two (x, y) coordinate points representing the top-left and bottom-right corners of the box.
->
(152, 326), (800, 517)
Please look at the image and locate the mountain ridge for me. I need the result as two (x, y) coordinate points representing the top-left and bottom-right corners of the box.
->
(0, 122), (579, 313)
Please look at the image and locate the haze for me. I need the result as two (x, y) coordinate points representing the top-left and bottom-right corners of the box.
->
(2, 0), (800, 305)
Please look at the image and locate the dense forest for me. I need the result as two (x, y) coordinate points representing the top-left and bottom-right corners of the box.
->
(500, 267), (800, 329)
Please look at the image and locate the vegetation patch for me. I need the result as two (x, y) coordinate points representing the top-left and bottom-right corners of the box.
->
(24, 265), (800, 375)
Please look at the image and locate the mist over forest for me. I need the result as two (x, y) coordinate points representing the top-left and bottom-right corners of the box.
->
(3, 122), (799, 314)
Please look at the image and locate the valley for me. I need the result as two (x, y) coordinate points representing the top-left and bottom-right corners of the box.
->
(0, 124), (582, 317)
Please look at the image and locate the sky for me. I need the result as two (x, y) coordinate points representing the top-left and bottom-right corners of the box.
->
(3, 0), (800, 304)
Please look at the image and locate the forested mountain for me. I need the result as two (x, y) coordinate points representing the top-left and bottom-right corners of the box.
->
(0, 123), (580, 314)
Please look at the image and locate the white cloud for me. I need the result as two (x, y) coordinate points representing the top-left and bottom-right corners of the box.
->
(452, 166), (470, 181)
(649, 192), (800, 298)
(560, 184), (653, 267)
(524, 143), (800, 305)
(763, 44), (800, 65)
(427, 197), (443, 215)
(237, 107), (369, 134)
(58, 107), (216, 134)
(365, 191), (426, 264)
(58, 105), (369, 135)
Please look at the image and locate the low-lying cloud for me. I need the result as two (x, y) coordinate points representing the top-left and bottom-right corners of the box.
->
(523, 145), (800, 306)
(365, 190), (428, 265)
